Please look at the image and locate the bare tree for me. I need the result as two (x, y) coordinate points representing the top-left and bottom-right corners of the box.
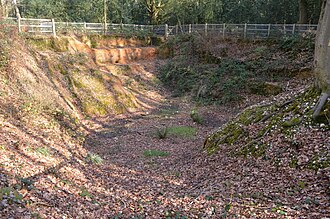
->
(313, 0), (330, 119)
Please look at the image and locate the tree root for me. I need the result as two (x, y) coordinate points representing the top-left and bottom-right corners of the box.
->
(313, 92), (329, 120)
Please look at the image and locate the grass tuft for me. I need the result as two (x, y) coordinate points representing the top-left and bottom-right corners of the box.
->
(167, 126), (197, 138)
(35, 147), (50, 156)
(86, 152), (103, 165)
(143, 149), (169, 157)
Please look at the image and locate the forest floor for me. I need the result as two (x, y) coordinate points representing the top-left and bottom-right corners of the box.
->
(77, 62), (328, 219)
(1, 56), (328, 218)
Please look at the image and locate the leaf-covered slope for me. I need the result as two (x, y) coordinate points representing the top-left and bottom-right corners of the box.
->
(204, 87), (329, 171)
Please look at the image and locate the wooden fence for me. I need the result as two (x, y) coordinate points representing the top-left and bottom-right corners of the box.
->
(1, 17), (318, 39)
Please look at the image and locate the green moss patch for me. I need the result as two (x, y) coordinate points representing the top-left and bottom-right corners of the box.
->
(143, 150), (170, 157)
(167, 126), (197, 138)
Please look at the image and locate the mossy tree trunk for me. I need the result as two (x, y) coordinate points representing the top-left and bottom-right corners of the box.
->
(313, 0), (330, 119)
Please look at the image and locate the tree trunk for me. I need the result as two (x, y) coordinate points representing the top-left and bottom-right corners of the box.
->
(313, 0), (330, 119)
(103, 0), (107, 34)
(12, 0), (21, 19)
(299, 0), (309, 23)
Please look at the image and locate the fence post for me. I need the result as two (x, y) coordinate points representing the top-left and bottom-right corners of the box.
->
(292, 24), (296, 35)
(222, 23), (226, 39)
(205, 23), (208, 35)
(176, 25), (178, 35)
(244, 23), (247, 39)
(267, 24), (271, 38)
(17, 17), (21, 32)
(189, 24), (192, 33)
(165, 24), (168, 39)
(84, 22), (87, 33)
(104, 21), (108, 35)
(283, 24), (286, 36)
(51, 19), (56, 37)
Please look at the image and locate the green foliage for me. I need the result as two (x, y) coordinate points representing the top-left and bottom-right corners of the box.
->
(167, 126), (197, 138)
(282, 117), (302, 127)
(159, 34), (314, 105)
(278, 34), (315, 57)
(0, 187), (23, 205)
(35, 147), (50, 156)
(79, 187), (93, 198)
(0, 50), (9, 70)
(143, 149), (170, 157)
(221, 203), (232, 218)
(86, 152), (103, 165)
(159, 59), (250, 104)
(190, 109), (203, 124)
(27, 37), (69, 52)
(19, 0), (321, 25)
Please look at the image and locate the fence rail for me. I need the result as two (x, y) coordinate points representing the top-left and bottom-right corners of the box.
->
(1, 17), (318, 39)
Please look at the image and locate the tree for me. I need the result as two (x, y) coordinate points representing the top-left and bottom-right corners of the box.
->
(313, 0), (330, 119)
(145, 0), (165, 24)
(12, 0), (21, 19)
(299, 0), (308, 23)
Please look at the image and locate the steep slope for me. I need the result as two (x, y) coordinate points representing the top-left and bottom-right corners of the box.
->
(0, 25), (164, 218)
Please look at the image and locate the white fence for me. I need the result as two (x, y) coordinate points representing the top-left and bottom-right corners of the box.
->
(1, 17), (318, 39)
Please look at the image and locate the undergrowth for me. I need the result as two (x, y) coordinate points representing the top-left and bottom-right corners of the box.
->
(159, 34), (314, 104)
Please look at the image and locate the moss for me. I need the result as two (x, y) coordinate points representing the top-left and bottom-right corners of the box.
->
(307, 154), (329, 171)
(283, 101), (300, 114)
(313, 102), (330, 124)
(238, 142), (266, 157)
(82, 100), (107, 116)
(224, 123), (246, 144)
(282, 117), (302, 127)
(27, 37), (69, 52)
(204, 122), (246, 154)
(0, 187), (23, 201)
(289, 157), (298, 168)
(238, 106), (269, 125)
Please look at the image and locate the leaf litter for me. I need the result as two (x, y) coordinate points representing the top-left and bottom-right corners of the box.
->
(0, 60), (329, 219)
